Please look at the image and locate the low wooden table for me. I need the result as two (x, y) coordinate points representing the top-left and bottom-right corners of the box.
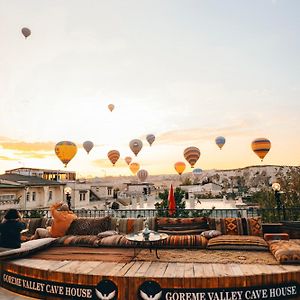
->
(125, 231), (168, 259)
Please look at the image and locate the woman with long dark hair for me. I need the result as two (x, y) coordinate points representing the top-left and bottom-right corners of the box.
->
(0, 209), (26, 249)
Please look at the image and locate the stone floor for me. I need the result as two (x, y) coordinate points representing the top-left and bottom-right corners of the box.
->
(0, 288), (39, 299)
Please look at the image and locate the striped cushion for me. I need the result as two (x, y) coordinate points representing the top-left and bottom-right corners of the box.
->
(110, 217), (145, 234)
(66, 217), (111, 235)
(269, 240), (300, 264)
(208, 218), (244, 235)
(157, 217), (208, 235)
(56, 235), (99, 247)
(158, 235), (208, 249)
(207, 235), (268, 251)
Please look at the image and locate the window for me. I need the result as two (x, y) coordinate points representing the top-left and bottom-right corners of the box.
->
(26, 192), (30, 202)
(80, 192), (86, 201)
(0, 194), (15, 201)
(107, 187), (112, 196)
(32, 192), (36, 201)
(49, 191), (52, 201)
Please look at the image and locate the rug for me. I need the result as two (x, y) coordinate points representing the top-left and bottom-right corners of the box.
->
(134, 249), (279, 265)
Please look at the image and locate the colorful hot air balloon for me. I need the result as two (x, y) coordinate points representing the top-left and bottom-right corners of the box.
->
(251, 138), (271, 161)
(21, 27), (31, 39)
(107, 150), (120, 166)
(55, 141), (77, 167)
(108, 104), (114, 112)
(193, 168), (203, 178)
(174, 162), (186, 175)
(146, 134), (155, 146)
(124, 156), (132, 165)
(83, 141), (94, 154)
(129, 139), (143, 156)
(183, 146), (200, 168)
(137, 169), (148, 182)
(215, 136), (226, 150)
(129, 162), (140, 175)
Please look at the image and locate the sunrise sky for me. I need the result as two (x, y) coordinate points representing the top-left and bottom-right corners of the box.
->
(0, 0), (299, 178)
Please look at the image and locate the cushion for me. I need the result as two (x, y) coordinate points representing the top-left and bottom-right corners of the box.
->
(23, 218), (42, 236)
(156, 217), (208, 235)
(208, 218), (244, 235)
(242, 217), (263, 236)
(97, 230), (118, 238)
(55, 235), (99, 247)
(159, 235), (208, 249)
(110, 217), (145, 234)
(201, 230), (222, 240)
(264, 233), (289, 242)
(66, 217), (111, 235)
(0, 238), (57, 260)
(269, 240), (300, 264)
(98, 235), (133, 247)
(207, 235), (269, 251)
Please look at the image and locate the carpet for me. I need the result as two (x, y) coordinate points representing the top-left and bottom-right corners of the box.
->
(135, 249), (279, 265)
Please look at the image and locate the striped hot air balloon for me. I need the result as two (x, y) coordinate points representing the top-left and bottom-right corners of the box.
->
(107, 150), (120, 166)
(137, 169), (148, 182)
(108, 104), (114, 112)
(174, 162), (186, 175)
(183, 146), (200, 168)
(129, 162), (140, 175)
(124, 156), (132, 165)
(146, 134), (155, 146)
(129, 139), (143, 156)
(251, 138), (271, 161)
(215, 136), (226, 150)
(21, 27), (31, 39)
(55, 141), (77, 167)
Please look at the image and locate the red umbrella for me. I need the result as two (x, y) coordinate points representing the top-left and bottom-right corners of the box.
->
(168, 184), (176, 216)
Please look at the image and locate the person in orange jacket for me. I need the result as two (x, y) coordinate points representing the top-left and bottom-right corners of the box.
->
(31, 202), (77, 239)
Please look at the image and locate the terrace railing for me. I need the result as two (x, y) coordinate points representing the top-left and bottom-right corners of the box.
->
(1, 207), (299, 222)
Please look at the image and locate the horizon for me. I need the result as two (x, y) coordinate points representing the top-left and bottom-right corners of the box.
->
(1, 0), (299, 177)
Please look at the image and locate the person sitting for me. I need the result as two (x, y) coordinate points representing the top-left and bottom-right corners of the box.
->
(31, 201), (77, 239)
(0, 209), (26, 249)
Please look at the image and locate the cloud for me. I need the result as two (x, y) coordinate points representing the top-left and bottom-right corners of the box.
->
(157, 122), (257, 145)
(12, 152), (54, 159)
(0, 156), (18, 161)
(0, 141), (55, 152)
(92, 159), (127, 168)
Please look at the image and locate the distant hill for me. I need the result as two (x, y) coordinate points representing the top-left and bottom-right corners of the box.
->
(84, 165), (299, 190)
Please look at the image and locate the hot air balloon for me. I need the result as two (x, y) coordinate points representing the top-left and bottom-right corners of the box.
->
(129, 162), (140, 175)
(21, 27), (31, 39)
(83, 141), (94, 154)
(193, 168), (203, 178)
(55, 141), (77, 167)
(146, 134), (155, 146)
(174, 162), (186, 175)
(137, 169), (148, 182)
(129, 139), (143, 156)
(108, 104), (114, 112)
(124, 156), (132, 165)
(215, 136), (226, 150)
(184, 146), (200, 168)
(251, 138), (271, 161)
(107, 150), (120, 166)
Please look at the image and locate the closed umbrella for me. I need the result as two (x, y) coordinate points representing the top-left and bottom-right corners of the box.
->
(168, 184), (176, 217)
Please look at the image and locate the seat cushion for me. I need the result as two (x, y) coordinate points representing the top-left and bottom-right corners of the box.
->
(264, 233), (289, 242)
(207, 235), (268, 251)
(0, 238), (57, 260)
(269, 240), (300, 264)
(158, 235), (208, 249)
(156, 217), (208, 235)
(55, 235), (99, 247)
(66, 217), (111, 235)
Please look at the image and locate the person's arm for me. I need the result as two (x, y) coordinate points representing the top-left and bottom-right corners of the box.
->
(50, 202), (63, 219)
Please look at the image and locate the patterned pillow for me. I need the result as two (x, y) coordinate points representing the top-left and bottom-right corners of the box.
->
(201, 230), (222, 240)
(269, 240), (300, 264)
(242, 217), (263, 236)
(207, 235), (268, 251)
(66, 217), (111, 235)
(208, 218), (244, 235)
(97, 230), (118, 238)
(156, 217), (208, 235)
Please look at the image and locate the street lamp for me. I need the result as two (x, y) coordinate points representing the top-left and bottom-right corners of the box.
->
(272, 182), (282, 220)
(64, 187), (72, 210)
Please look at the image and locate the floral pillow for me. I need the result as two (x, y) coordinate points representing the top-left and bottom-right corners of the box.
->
(201, 230), (222, 240)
